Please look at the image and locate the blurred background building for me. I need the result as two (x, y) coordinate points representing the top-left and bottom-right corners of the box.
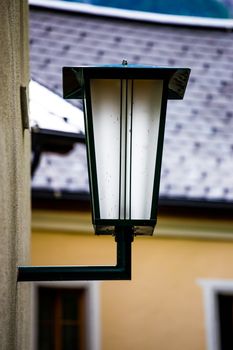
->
(29, 1), (233, 349)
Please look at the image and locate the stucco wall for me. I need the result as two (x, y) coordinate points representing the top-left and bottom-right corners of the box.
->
(32, 228), (233, 350)
(0, 1), (30, 349)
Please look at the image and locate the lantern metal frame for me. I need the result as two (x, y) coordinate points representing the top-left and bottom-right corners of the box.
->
(63, 65), (190, 235)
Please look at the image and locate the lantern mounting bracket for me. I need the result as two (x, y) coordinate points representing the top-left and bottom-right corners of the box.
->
(17, 227), (134, 282)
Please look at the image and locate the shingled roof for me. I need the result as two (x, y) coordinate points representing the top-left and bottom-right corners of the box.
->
(30, 3), (233, 208)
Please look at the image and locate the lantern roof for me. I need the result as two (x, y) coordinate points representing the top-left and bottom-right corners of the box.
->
(63, 65), (190, 100)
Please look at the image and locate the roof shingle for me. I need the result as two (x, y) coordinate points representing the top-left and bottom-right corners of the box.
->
(30, 6), (233, 206)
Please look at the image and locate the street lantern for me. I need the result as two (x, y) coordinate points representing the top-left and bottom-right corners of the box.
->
(17, 62), (190, 282)
(63, 63), (190, 236)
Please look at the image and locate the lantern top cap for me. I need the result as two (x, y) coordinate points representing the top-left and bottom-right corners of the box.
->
(63, 64), (190, 100)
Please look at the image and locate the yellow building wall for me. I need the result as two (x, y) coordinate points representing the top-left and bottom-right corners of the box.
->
(31, 211), (233, 350)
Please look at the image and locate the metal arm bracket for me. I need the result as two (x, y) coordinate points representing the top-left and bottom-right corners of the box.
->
(17, 228), (133, 282)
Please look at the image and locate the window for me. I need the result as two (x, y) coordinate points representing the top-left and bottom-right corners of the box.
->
(198, 279), (233, 350)
(33, 282), (100, 350)
(38, 287), (86, 350)
(218, 294), (233, 350)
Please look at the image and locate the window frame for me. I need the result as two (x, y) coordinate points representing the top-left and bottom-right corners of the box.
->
(32, 281), (100, 350)
(198, 279), (233, 350)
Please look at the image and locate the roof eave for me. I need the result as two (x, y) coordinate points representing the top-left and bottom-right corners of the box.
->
(159, 197), (233, 214)
(29, 0), (233, 30)
(32, 187), (233, 215)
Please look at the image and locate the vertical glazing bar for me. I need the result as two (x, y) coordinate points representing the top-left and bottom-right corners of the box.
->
(129, 80), (134, 219)
(119, 79), (133, 220)
(118, 80), (123, 219)
(124, 79), (128, 219)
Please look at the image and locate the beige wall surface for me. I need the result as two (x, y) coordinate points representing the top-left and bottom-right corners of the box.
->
(32, 229), (233, 350)
(0, 1), (30, 349)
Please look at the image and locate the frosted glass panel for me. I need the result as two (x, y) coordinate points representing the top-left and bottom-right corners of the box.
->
(90, 78), (163, 221)
(131, 80), (163, 219)
(90, 79), (121, 219)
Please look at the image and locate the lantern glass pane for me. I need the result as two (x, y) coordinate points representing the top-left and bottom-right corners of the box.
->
(131, 80), (163, 219)
(90, 79), (121, 219)
(90, 78), (163, 221)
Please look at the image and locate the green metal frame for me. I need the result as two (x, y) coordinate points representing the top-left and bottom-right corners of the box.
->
(17, 227), (133, 281)
(83, 78), (101, 221)
(63, 65), (190, 236)
(63, 65), (190, 100)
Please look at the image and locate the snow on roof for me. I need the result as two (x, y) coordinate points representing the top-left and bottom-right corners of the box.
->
(29, 0), (233, 29)
(30, 79), (84, 134)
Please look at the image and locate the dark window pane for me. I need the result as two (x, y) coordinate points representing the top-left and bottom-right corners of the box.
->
(62, 291), (78, 320)
(38, 288), (85, 350)
(39, 288), (55, 321)
(38, 324), (54, 350)
(218, 294), (233, 350)
(62, 325), (79, 350)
